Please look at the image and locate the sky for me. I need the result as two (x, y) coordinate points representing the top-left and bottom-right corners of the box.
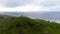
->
(0, 0), (60, 12)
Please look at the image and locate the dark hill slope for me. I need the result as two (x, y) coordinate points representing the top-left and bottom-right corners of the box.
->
(0, 16), (60, 34)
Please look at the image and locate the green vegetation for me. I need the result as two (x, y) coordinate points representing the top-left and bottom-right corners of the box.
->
(0, 15), (60, 34)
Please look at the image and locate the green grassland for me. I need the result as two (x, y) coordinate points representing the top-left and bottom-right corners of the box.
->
(0, 15), (60, 34)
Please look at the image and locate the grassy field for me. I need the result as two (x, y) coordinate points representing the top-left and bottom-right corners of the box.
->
(0, 15), (60, 34)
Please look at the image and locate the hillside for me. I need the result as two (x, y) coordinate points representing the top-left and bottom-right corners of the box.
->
(0, 15), (60, 34)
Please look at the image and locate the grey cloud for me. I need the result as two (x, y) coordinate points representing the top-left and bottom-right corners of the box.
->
(48, 7), (60, 11)
(0, 0), (32, 8)
(40, 1), (56, 7)
(0, 0), (59, 8)
(33, 0), (58, 7)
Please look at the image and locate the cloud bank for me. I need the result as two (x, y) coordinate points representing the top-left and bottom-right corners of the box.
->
(0, 0), (60, 11)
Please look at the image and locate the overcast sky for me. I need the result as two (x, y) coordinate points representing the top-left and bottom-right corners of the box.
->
(0, 0), (60, 12)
